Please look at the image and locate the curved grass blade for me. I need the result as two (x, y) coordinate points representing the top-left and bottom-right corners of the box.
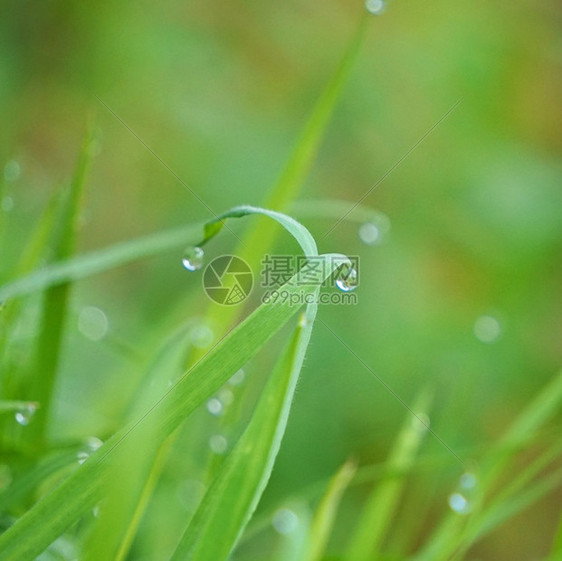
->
(84, 206), (344, 561)
(0, 208), (347, 561)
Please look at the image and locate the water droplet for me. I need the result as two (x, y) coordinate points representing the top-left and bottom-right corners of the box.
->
(335, 266), (358, 293)
(77, 451), (90, 465)
(78, 307), (109, 341)
(182, 246), (204, 271)
(228, 369), (245, 386)
(448, 492), (471, 514)
(473, 315), (501, 344)
(272, 508), (299, 535)
(411, 413), (430, 432)
(84, 436), (103, 452)
(92, 505), (101, 518)
(3, 160), (21, 182)
(365, 0), (386, 15)
(206, 398), (223, 416)
(218, 388), (234, 406)
(190, 325), (214, 349)
(460, 472), (477, 490)
(358, 222), (381, 245)
(1, 196), (14, 212)
(15, 403), (37, 426)
(0, 465), (12, 490)
(209, 434), (228, 455)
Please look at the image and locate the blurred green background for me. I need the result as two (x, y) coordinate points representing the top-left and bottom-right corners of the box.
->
(1, 0), (561, 559)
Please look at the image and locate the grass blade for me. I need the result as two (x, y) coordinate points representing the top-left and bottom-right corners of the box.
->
(28, 130), (95, 446)
(0, 207), (348, 561)
(0, 223), (202, 302)
(84, 205), (342, 560)
(170, 308), (317, 561)
(414, 370), (562, 561)
(301, 460), (357, 561)
(347, 391), (432, 561)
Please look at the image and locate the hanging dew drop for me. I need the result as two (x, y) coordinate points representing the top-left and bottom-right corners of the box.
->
(365, 0), (386, 15)
(335, 266), (358, 293)
(182, 246), (204, 271)
(14, 403), (38, 426)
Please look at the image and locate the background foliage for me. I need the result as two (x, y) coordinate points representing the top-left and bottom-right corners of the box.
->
(1, 1), (561, 560)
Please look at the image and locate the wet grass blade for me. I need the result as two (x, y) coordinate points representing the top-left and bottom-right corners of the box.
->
(170, 310), (317, 561)
(85, 206), (343, 561)
(0, 207), (349, 561)
(0, 223), (202, 302)
(347, 391), (432, 561)
(301, 460), (357, 561)
(414, 370), (562, 561)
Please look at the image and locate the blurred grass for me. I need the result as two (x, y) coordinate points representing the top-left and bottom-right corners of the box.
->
(1, 0), (561, 559)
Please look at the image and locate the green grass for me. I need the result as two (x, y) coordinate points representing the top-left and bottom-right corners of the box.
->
(1, 4), (561, 561)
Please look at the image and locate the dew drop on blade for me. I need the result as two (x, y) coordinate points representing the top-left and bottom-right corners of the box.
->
(365, 0), (386, 15)
(78, 306), (109, 341)
(209, 434), (228, 455)
(358, 222), (380, 245)
(206, 397), (223, 416)
(272, 508), (299, 535)
(182, 246), (204, 271)
(85, 436), (103, 452)
(335, 266), (358, 293)
(448, 492), (471, 514)
(14, 403), (37, 426)
(77, 451), (90, 465)
(460, 472), (477, 490)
